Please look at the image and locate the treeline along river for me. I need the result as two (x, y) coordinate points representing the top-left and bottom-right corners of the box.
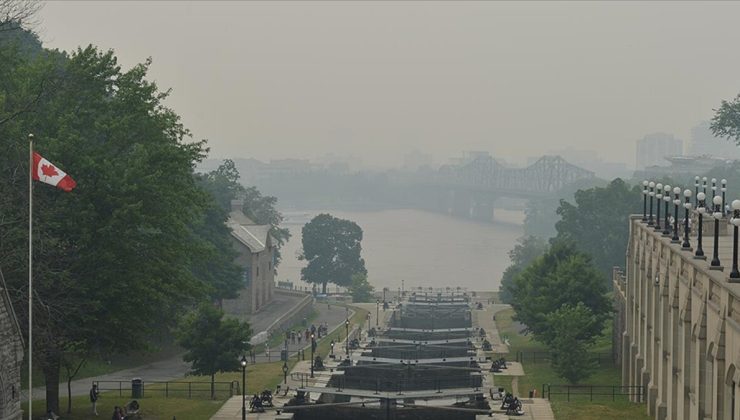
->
(277, 208), (524, 292)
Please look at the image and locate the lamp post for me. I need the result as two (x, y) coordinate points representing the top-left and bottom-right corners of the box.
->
(310, 332), (315, 378)
(345, 319), (350, 356)
(330, 340), (335, 357)
(682, 189), (692, 250)
(695, 176), (700, 206)
(366, 312), (371, 332)
(672, 187), (681, 243)
(655, 183), (663, 231)
(730, 200), (740, 281)
(663, 185), (672, 236)
(722, 179), (727, 216)
(711, 195), (723, 269)
(695, 193), (706, 259)
(703, 177), (708, 197)
(240, 355), (247, 420)
(282, 361), (289, 385)
(712, 178), (717, 200)
(648, 181), (655, 225)
(376, 299), (380, 326)
(642, 180), (649, 222)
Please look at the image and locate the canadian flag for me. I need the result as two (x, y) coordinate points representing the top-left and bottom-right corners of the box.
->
(32, 152), (77, 192)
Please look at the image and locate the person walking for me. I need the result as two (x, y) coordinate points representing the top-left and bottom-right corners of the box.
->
(89, 383), (100, 415)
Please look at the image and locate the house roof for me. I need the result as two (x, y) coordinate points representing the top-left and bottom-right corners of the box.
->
(228, 210), (273, 253)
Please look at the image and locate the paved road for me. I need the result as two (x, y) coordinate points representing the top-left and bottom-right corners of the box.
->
(24, 301), (352, 400)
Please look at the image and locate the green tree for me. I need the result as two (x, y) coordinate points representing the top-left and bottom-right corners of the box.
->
(349, 273), (375, 303)
(0, 37), (216, 412)
(711, 93), (740, 146)
(554, 178), (642, 277)
(548, 303), (600, 384)
(176, 304), (251, 398)
(499, 236), (548, 304)
(241, 186), (290, 266)
(300, 213), (367, 294)
(509, 241), (611, 341)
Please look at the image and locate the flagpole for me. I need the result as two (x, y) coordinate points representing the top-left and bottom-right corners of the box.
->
(28, 133), (33, 420)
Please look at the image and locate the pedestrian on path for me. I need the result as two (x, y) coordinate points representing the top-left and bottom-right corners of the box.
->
(89, 383), (99, 415)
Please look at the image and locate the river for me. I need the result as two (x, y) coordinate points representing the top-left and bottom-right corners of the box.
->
(276, 208), (524, 292)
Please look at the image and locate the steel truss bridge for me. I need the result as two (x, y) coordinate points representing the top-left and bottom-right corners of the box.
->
(435, 155), (595, 197)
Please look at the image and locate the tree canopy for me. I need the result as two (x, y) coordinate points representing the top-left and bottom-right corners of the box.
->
(0, 27), (243, 411)
(499, 235), (547, 304)
(300, 213), (367, 294)
(177, 304), (251, 398)
(554, 178), (642, 277)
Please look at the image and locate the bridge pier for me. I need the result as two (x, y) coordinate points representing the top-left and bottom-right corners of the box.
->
(449, 190), (471, 218)
(470, 195), (495, 222)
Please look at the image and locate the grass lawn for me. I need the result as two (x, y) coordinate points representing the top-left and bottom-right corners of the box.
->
(493, 308), (650, 420)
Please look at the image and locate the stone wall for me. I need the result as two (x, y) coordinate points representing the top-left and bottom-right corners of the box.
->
(0, 267), (22, 420)
(621, 215), (740, 420)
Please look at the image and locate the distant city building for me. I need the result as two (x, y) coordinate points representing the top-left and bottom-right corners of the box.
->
(0, 266), (22, 420)
(688, 120), (740, 160)
(635, 133), (683, 170)
(634, 155), (734, 180)
(403, 150), (435, 171)
(221, 200), (276, 315)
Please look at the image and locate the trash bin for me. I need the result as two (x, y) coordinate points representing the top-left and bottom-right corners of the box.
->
(131, 378), (143, 398)
(281, 349), (288, 361)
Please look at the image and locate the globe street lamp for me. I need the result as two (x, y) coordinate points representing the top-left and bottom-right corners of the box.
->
(649, 181), (656, 226)
(703, 177), (708, 197)
(663, 184), (672, 236)
(376, 299), (380, 326)
(695, 176), (700, 205)
(711, 195), (723, 269)
(730, 200), (740, 281)
(345, 319), (350, 356)
(712, 178), (717, 200)
(240, 355), (247, 420)
(655, 183), (663, 231)
(722, 179), (728, 215)
(330, 340), (335, 357)
(642, 180), (649, 222)
(672, 187), (681, 243)
(366, 312), (371, 332)
(310, 332), (316, 378)
(283, 361), (289, 385)
(682, 189), (692, 250)
(695, 193), (706, 259)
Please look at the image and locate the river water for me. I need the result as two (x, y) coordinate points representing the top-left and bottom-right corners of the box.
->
(276, 208), (524, 292)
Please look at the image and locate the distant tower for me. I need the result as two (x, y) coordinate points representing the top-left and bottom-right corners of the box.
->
(635, 133), (683, 170)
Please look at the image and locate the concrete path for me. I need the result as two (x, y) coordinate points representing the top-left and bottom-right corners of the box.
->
(24, 300), (354, 401)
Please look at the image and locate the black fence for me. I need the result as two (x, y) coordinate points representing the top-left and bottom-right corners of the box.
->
(542, 384), (644, 402)
(93, 380), (239, 400)
(516, 351), (615, 366)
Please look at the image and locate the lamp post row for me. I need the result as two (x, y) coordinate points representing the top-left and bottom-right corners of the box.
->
(642, 177), (740, 283)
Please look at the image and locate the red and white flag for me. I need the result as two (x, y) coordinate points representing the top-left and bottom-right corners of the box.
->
(32, 152), (77, 192)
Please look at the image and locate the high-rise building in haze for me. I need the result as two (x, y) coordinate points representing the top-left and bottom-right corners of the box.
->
(635, 133), (683, 170)
(688, 120), (740, 159)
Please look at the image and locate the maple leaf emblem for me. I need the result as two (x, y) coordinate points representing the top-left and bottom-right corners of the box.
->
(41, 164), (59, 177)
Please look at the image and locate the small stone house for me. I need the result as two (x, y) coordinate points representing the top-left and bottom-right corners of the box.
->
(222, 201), (276, 315)
(0, 266), (23, 420)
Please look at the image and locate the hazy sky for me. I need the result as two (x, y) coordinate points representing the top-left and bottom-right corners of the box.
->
(38, 1), (740, 168)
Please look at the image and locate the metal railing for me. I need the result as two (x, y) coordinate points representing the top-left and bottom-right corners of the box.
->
(93, 380), (239, 400)
(542, 384), (644, 402)
(516, 351), (615, 366)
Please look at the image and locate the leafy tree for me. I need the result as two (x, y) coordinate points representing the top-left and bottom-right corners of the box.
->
(176, 304), (251, 398)
(0, 36), (216, 412)
(349, 273), (374, 303)
(241, 186), (290, 266)
(499, 236), (548, 304)
(711, 93), (740, 146)
(548, 303), (600, 384)
(554, 178), (641, 277)
(509, 241), (611, 341)
(300, 213), (367, 294)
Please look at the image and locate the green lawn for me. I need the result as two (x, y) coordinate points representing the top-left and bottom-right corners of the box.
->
(493, 308), (650, 420)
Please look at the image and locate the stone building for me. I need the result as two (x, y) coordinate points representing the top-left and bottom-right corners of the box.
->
(616, 214), (740, 420)
(0, 266), (23, 420)
(222, 201), (275, 315)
